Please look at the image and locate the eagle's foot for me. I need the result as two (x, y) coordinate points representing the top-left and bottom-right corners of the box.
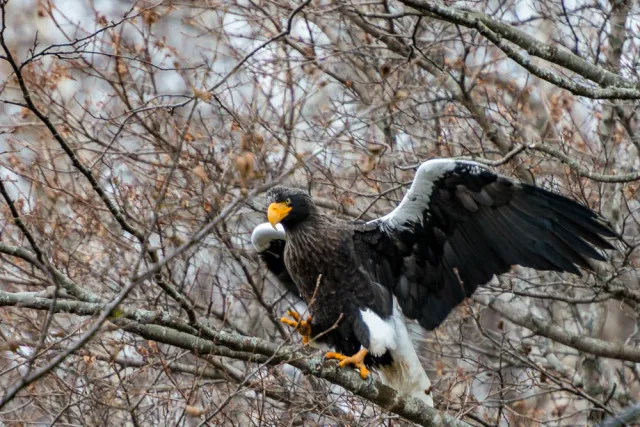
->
(280, 310), (312, 344)
(325, 348), (370, 379)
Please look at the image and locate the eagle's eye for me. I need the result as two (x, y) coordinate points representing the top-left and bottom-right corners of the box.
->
(286, 198), (291, 205)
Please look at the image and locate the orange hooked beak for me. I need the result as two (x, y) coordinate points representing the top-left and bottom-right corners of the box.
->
(268, 202), (291, 228)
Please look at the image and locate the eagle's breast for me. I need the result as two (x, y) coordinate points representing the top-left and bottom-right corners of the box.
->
(284, 220), (363, 323)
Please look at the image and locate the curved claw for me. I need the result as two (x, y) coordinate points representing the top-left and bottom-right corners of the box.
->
(280, 309), (312, 344)
(325, 348), (370, 379)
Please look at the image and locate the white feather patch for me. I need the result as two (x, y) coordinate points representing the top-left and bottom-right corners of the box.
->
(251, 223), (285, 252)
(374, 159), (488, 231)
(360, 308), (397, 356)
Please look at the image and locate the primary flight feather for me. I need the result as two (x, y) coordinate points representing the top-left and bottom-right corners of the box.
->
(252, 158), (616, 406)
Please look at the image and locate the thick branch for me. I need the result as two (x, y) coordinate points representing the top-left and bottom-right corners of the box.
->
(529, 144), (640, 183)
(471, 20), (640, 99)
(480, 296), (640, 363)
(122, 323), (471, 427)
(398, 0), (640, 90)
(0, 243), (99, 302)
(0, 290), (469, 427)
(0, 268), (147, 410)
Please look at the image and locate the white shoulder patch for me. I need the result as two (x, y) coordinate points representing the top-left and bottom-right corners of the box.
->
(375, 159), (457, 229)
(251, 223), (285, 252)
(373, 158), (490, 230)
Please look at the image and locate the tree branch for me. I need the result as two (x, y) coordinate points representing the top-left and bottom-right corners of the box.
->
(471, 20), (640, 99)
(0, 269), (147, 410)
(0, 289), (470, 427)
(529, 143), (640, 183)
(478, 296), (640, 363)
(343, 9), (534, 183)
(398, 0), (640, 91)
(0, 243), (99, 302)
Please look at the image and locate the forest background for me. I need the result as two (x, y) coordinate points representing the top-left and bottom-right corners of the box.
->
(1, 0), (640, 425)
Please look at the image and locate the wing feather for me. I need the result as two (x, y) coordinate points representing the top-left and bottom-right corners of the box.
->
(354, 159), (616, 330)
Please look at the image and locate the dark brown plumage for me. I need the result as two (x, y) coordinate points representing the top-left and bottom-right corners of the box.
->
(255, 159), (617, 405)
(265, 187), (392, 362)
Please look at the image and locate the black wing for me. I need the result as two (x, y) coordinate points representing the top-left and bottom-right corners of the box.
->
(354, 159), (616, 330)
(251, 223), (298, 295)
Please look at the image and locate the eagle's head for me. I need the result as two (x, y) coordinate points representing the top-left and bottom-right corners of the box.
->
(265, 185), (314, 229)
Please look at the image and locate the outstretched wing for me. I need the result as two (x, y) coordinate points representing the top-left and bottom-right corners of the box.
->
(354, 159), (616, 330)
(251, 223), (298, 295)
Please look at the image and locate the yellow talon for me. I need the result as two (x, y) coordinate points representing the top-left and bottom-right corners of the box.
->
(280, 309), (312, 344)
(325, 348), (370, 379)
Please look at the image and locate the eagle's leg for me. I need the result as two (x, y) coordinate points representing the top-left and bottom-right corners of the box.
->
(280, 309), (312, 344)
(325, 348), (370, 379)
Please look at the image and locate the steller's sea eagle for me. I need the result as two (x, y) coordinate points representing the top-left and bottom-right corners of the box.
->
(251, 158), (616, 407)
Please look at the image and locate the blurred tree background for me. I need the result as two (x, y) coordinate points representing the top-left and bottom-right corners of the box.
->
(0, 0), (639, 425)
